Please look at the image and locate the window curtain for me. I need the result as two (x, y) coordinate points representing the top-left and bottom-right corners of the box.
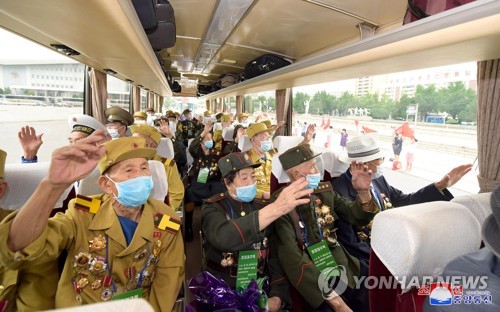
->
(159, 96), (164, 114)
(88, 68), (107, 124)
(236, 95), (243, 115)
(477, 59), (500, 193)
(133, 86), (141, 113)
(275, 89), (291, 136)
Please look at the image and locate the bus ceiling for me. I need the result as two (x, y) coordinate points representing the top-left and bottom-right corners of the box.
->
(0, 0), (499, 99)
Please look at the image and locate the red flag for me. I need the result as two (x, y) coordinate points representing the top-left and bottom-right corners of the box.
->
(395, 122), (415, 139)
(321, 116), (325, 128)
(354, 120), (359, 127)
(362, 125), (377, 133)
(323, 117), (331, 130)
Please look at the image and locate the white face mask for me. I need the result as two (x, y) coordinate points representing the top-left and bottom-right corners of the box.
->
(169, 123), (177, 134)
(134, 120), (146, 125)
(372, 166), (383, 179)
(107, 128), (120, 139)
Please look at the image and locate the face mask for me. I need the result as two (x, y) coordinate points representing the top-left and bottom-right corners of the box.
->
(372, 166), (383, 179)
(306, 173), (321, 189)
(107, 175), (153, 207)
(260, 140), (272, 153)
(134, 120), (146, 125)
(107, 128), (120, 139)
(169, 123), (177, 134)
(204, 140), (214, 149)
(235, 182), (257, 203)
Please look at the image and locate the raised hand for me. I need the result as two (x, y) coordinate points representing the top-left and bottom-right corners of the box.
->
(202, 121), (214, 137)
(350, 161), (372, 192)
(46, 129), (107, 188)
(302, 124), (316, 144)
(18, 126), (43, 159)
(158, 119), (173, 138)
(274, 177), (313, 215)
(435, 164), (473, 191)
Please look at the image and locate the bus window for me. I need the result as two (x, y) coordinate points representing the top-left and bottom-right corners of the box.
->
(107, 75), (131, 111)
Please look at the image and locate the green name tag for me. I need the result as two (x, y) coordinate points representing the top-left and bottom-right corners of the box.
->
(236, 250), (258, 290)
(307, 240), (337, 272)
(112, 287), (143, 301)
(197, 167), (209, 183)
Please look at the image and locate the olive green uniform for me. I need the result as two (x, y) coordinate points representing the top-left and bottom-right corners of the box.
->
(202, 192), (290, 305)
(246, 148), (277, 199)
(271, 182), (378, 309)
(0, 195), (184, 311)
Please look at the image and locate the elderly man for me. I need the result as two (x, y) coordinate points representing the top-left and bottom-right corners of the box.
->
(105, 106), (134, 139)
(0, 133), (184, 310)
(246, 122), (313, 199)
(130, 124), (184, 210)
(133, 111), (148, 124)
(272, 144), (379, 311)
(332, 136), (472, 261)
(0, 149), (59, 311)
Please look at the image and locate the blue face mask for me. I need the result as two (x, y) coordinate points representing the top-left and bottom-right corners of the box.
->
(306, 173), (321, 189)
(235, 182), (257, 203)
(204, 140), (214, 149)
(107, 175), (153, 207)
(260, 140), (272, 153)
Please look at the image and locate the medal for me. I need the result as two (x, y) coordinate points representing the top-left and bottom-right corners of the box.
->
(134, 248), (148, 262)
(126, 279), (137, 291)
(147, 254), (158, 266)
(76, 294), (82, 305)
(101, 288), (113, 301)
(91, 279), (102, 290)
(102, 275), (112, 288)
(89, 234), (106, 252)
(89, 257), (107, 275)
(74, 252), (92, 267)
(76, 277), (89, 290)
(153, 240), (161, 257)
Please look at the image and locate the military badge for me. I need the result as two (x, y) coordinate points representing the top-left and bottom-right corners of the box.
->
(91, 279), (103, 290)
(89, 257), (107, 275)
(101, 288), (113, 301)
(89, 234), (106, 252)
(76, 277), (89, 290)
(134, 248), (149, 261)
(74, 252), (92, 267)
(381, 193), (393, 208)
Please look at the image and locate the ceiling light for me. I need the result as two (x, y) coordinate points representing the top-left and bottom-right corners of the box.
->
(103, 69), (117, 75)
(50, 44), (80, 56)
(222, 58), (237, 64)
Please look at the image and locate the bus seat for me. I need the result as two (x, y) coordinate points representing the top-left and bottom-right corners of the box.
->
(222, 127), (234, 142)
(321, 150), (349, 179)
(78, 167), (102, 196)
(186, 138), (195, 167)
(53, 298), (154, 312)
(0, 162), (72, 210)
(156, 137), (175, 159)
(237, 135), (253, 152)
(272, 136), (303, 153)
(213, 122), (223, 131)
(369, 201), (481, 312)
(451, 192), (492, 228)
(148, 160), (168, 201)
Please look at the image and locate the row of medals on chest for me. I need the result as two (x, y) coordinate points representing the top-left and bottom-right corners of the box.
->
(220, 237), (269, 269)
(72, 234), (161, 303)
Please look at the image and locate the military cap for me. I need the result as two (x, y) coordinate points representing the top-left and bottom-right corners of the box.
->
(261, 120), (272, 129)
(279, 144), (322, 171)
(215, 112), (224, 121)
(238, 113), (249, 120)
(0, 149), (6, 180)
(105, 106), (134, 126)
(133, 111), (148, 119)
(246, 122), (272, 139)
(218, 152), (261, 178)
(147, 107), (155, 113)
(166, 113), (177, 119)
(182, 109), (192, 115)
(174, 112), (180, 118)
(203, 110), (212, 117)
(221, 114), (232, 123)
(98, 137), (156, 174)
(68, 114), (106, 135)
(129, 124), (162, 144)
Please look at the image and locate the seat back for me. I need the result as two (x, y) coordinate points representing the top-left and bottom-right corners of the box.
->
(0, 162), (72, 210)
(451, 192), (492, 228)
(186, 138), (195, 167)
(157, 137), (175, 159)
(237, 135), (253, 152)
(54, 298), (154, 312)
(78, 167), (102, 196)
(222, 127), (234, 142)
(371, 201), (481, 290)
(148, 160), (169, 201)
(272, 135), (304, 153)
(321, 150), (349, 178)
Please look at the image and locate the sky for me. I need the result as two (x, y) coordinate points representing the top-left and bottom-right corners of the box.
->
(0, 27), (76, 64)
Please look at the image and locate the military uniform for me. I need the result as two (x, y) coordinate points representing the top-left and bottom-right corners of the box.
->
(272, 182), (377, 309)
(0, 195), (184, 311)
(223, 141), (240, 155)
(153, 155), (184, 211)
(177, 120), (196, 147)
(246, 148), (277, 199)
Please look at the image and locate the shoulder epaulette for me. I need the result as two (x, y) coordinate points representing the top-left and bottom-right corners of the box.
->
(153, 212), (181, 234)
(205, 192), (226, 203)
(313, 181), (333, 193)
(161, 158), (175, 167)
(75, 194), (102, 214)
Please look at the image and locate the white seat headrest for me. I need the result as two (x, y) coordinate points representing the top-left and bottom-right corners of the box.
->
(213, 122), (223, 131)
(78, 167), (102, 196)
(53, 298), (154, 312)
(371, 201), (481, 292)
(79, 161), (168, 202)
(321, 151), (349, 177)
(451, 193), (492, 227)
(272, 136), (304, 153)
(148, 160), (168, 201)
(272, 148), (325, 184)
(0, 162), (72, 210)
(222, 127), (235, 142)
(238, 135), (253, 153)
(156, 138), (175, 160)
(186, 138), (195, 166)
